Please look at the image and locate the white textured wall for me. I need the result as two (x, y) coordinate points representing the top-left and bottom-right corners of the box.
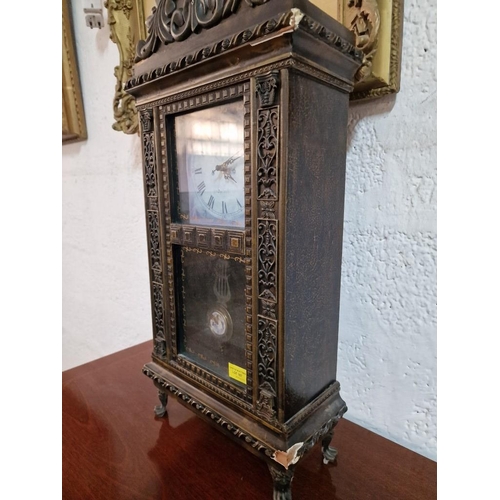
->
(62, 0), (436, 460)
(62, 3), (151, 370)
(339, 0), (437, 460)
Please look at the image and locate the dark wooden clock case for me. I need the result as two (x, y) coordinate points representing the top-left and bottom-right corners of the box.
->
(127, 1), (362, 497)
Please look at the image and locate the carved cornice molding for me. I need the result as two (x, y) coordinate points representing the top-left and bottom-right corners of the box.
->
(126, 9), (362, 91)
(298, 13), (363, 63)
(127, 10), (293, 90)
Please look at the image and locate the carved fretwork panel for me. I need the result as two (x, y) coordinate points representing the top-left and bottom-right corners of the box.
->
(144, 134), (157, 197)
(152, 283), (166, 358)
(257, 219), (278, 302)
(256, 315), (278, 421)
(256, 108), (279, 200)
(147, 210), (162, 283)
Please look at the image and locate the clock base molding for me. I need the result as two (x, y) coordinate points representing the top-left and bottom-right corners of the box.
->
(143, 362), (346, 473)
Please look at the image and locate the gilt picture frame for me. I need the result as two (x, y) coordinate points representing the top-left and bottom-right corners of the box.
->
(62, 0), (87, 143)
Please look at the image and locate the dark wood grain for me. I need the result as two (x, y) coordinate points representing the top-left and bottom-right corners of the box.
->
(63, 342), (436, 500)
(283, 71), (349, 419)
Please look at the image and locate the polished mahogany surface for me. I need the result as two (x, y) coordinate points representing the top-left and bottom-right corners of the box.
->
(63, 342), (436, 500)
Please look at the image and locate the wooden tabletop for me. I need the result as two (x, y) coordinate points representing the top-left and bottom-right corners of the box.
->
(63, 342), (436, 500)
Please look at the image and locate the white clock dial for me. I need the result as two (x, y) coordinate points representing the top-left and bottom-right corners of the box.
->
(189, 152), (244, 221)
(175, 100), (245, 228)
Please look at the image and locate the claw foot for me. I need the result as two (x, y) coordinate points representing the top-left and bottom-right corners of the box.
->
(322, 446), (338, 465)
(154, 390), (168, 417)
(321, 430), (338, 465)
(268, 464), (295, 500)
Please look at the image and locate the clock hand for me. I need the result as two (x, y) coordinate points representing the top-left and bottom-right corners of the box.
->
(226, 173), (238, 184)
(212, 153), (242, 176)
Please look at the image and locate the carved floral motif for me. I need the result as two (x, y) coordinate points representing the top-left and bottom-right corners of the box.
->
(260, 299), (276, 319)
(136, 0), (271, 61)
(260, 201), (276, 219)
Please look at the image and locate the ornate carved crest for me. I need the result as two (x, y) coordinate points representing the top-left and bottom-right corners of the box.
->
(136, 0), (271, 61)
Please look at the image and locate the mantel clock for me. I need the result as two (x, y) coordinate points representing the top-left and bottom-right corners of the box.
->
(127, 1), (363, 497)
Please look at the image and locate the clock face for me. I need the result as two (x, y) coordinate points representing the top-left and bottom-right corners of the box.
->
(175, 100), (245, 228)
(178, 249), (246, 387)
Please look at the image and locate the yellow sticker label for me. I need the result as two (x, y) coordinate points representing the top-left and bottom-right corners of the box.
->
(228, 363), (247, 385)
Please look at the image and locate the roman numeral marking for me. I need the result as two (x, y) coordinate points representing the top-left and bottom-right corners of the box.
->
(236, 198), (243, 209)
(222, 201), (228, 214)
(194, 168), (202, 175)
(197, 181), (206, 196)
(208, 196), (215, 209)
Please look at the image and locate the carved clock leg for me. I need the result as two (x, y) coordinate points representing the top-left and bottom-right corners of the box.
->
(154, 389), (168, 417)
(268, 464), (295, 500)
(321, 429), (338, 465)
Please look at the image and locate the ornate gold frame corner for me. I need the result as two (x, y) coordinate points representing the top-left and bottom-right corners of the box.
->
(105, 0), (153, 135)
(341, 0), (404, 102)
(301, 1), (404, 102)
(63, 0), (87, 143)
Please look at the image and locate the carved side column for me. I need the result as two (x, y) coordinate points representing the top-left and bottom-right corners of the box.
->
(254, 71), (280, 426)
(140, 109), (167, 359)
